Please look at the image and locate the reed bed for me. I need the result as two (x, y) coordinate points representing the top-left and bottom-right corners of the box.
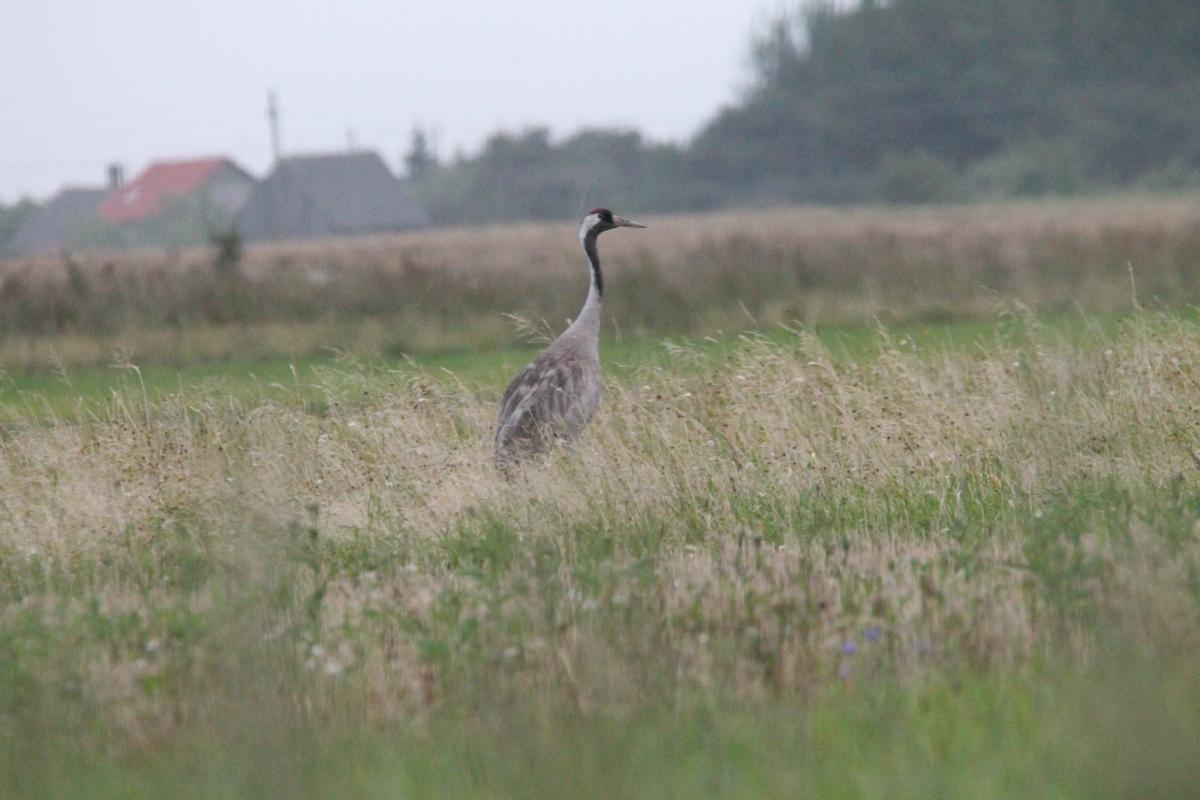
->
(2, 195), (1199, 369)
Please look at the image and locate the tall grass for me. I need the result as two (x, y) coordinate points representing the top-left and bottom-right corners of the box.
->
(2, 195), (1200, 369)
(0, 311), (1197, 796)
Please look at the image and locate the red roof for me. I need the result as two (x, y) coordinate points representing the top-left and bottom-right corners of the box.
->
(98, 157), (228, 222)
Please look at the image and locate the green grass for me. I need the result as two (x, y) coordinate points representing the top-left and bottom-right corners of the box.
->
(1, 308), (1198, 798)
(11, 659), (1197, 800)
(3, 476), (1196, 800)
(5, 196), (1200, 796)
(0, 308), (1167, 422)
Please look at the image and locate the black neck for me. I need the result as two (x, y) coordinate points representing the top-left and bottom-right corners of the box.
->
(583, 230), (603, 297)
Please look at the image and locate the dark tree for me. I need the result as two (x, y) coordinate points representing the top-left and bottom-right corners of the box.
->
(410, 0), (1200, 223)
(404, 128), (439, 180)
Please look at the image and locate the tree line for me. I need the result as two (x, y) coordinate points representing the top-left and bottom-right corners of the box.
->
(4, 0), (1198, 247)
(408, 0), (1200, 224)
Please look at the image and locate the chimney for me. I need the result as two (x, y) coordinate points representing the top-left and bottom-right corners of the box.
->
(107, 163), (125, 191)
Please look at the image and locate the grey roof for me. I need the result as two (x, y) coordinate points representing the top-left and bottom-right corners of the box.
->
(7, 187), (109, 255)
(236, 151), (428, 242)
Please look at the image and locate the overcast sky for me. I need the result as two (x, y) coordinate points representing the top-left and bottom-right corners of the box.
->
(0, 1), (784, 203)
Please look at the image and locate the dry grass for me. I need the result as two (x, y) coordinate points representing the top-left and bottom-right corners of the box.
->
(3, 196), (1200, 794)
(1, 311), (1197, 757)
(2, 194), (1200, 369)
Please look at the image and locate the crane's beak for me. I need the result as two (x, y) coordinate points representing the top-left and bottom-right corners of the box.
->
(613, 215), (646, 229)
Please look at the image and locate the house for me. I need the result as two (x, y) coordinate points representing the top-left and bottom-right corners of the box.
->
(98, 157), (253, 224)
(236, 151), (428, 242)
(7, 186), (111, 255)
(92, 157), (255, 248)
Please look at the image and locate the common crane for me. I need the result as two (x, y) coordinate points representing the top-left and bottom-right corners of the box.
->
(494, 208), (645, 471)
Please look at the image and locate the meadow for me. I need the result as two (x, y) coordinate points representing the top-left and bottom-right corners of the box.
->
(2, 193), (1200, 370)
(0, 197), (1199, 798)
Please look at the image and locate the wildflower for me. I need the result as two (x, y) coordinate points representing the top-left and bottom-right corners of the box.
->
(841, 640), (857, 655)
(865, 626), (881, 643)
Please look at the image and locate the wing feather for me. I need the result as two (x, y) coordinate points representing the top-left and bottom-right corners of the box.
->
(494, 351), (599, 461)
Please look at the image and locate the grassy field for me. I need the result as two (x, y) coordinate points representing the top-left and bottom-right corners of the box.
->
(1, 199), (1199, 798)
(2, 194), (1199, 370)
(0, 309), (1128, 422)
(1, 311), (1198, 797)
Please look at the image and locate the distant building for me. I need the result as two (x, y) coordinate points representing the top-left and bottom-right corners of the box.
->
(79, 157), (256, 249)
(236, 151), (428, 242)
(98, 157), (253, 224)
(7, 186), (112, 255)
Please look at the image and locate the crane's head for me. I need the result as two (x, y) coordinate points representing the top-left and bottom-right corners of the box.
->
(580, 208), (646, 240)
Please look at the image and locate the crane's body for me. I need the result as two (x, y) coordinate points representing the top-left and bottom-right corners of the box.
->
(494, 209), (645, 470)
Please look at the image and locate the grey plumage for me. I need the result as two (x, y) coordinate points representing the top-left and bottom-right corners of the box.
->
(494, 208), (645, 470)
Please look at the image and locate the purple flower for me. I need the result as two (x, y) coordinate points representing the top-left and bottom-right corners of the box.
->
(841, 640), (857, 655)
(865, 625), (882, 643)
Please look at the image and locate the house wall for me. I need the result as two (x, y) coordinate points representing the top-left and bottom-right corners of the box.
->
(235, 175), (329, 243)
(235, 153), (429, 243)
(204, 163), (255, 218)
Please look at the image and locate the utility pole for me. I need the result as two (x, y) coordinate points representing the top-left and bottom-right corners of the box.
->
(266, 89), (282, 241)
(267, 89), (281, 163)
